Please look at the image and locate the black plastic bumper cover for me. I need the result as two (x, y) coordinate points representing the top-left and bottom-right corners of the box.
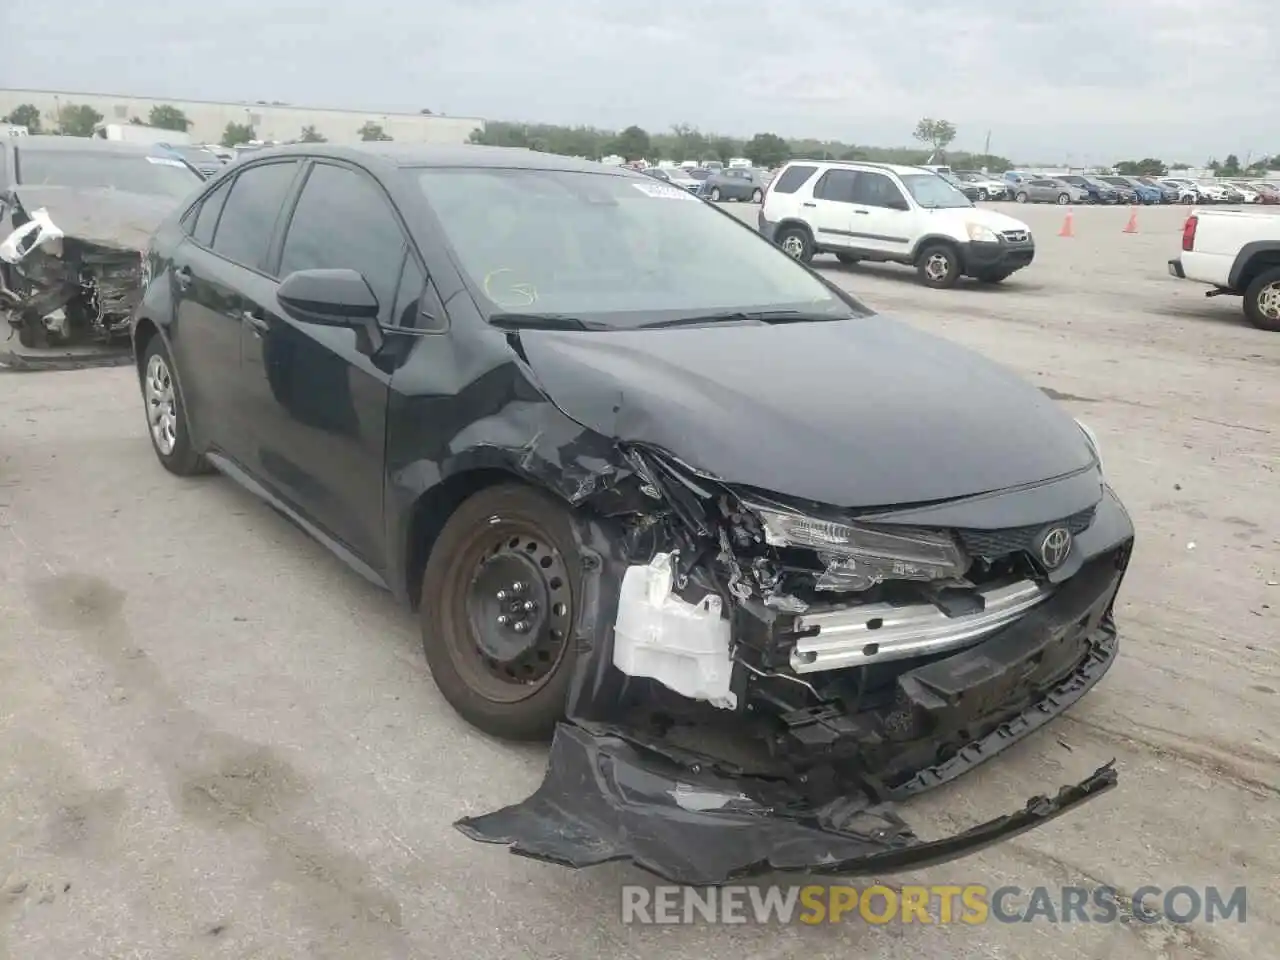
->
(457, 722), (1117, 886)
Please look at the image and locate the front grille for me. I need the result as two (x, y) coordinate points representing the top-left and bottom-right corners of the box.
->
(956, 506), (1096, 558)
(1002, 230), (1029, 243)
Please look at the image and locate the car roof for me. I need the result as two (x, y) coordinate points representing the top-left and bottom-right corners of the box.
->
(236, 142), (634, 175)
(783, 158), (939, 177)
(13, 135), (163, 155)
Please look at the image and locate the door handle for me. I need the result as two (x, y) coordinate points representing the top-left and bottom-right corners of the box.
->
(241, 309), (269, 333)
(853, 209), (870, 215)
(801, 201), (817, 208)
(174, 265), (193, 291)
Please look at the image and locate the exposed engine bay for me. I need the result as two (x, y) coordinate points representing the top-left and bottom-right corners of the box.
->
(458, 436), (1135, 883)
(1, 203), (144, 349)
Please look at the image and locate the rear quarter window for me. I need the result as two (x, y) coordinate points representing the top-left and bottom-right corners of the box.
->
(772, 165), (819, 194)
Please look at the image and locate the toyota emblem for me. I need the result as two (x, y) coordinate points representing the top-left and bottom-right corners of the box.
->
(1038, 526), (1073, 569)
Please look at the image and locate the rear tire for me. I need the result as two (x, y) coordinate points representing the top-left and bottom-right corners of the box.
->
(421, 483), (582, 741)
(1057, 193), (1070, 204)
(775, 225), (814, 263)
(916, 243), (962, 289)
(139, 335), (210, 477)
(1243, 267), (1280, 332)
(710, 187), (721, 201)
(975, 270), (1012, 284)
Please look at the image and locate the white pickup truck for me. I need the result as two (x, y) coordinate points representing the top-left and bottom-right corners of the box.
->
(1168, 208), (1280, 331)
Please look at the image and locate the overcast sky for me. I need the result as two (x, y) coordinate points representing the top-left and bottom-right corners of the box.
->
(4, 0), (1275, 163)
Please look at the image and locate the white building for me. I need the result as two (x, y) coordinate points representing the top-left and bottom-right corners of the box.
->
(0, 88), (484, 146)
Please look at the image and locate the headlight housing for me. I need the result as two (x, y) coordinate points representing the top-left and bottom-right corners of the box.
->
(966, 222), (1000, 242)
(745, 503), (969, 584)
(1076, 418), (1103, 473)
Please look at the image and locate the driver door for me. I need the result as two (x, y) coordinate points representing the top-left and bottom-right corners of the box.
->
(848, 171), (915, 258)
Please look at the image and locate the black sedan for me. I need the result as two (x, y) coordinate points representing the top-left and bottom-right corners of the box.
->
(131, 143), (1132, 885)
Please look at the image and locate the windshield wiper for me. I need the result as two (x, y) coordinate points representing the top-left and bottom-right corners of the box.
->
(488, 313), (600, 331)
(640, 309), (848, 329)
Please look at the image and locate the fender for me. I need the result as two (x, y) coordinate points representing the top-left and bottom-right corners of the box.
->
(1228, 240), (1280, 291)
(909, 233), (965, 262)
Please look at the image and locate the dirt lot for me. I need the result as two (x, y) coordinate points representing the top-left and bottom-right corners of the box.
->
(2, 201), (1277, 959)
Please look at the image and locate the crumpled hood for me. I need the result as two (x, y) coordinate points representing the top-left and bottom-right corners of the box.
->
(519, 315), (1094, 508)
(8, 186), (177, 252)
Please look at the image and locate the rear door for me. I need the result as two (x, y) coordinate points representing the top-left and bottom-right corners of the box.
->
(238, 159), (421, 567)
(807, 168), (860, 250)
(169, 160), (301, 462)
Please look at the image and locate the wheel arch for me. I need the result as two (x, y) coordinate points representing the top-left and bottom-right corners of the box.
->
(1229, 242), (1280, 291)
(911, 234), (965, 264)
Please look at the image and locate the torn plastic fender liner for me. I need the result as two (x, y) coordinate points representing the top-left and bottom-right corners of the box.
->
(456, 722), (1118, 885)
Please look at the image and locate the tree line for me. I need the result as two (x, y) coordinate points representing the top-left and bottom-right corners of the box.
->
(4, 101), (1276, 174)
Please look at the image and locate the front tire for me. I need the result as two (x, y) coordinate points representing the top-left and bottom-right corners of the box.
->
(916, 243), (962, 289)
(710, 187), (722, 201)
(775, 225), (814, 263)
(421, 483), (581, 740)
(1015, 191), (1029, 203)
(975, 269), (1012, 284)
(139, 335), (210, 476)
(751, 188), (763, 203)
(1243, 267), (1280, 332)
(1057, 193), (1070, 204)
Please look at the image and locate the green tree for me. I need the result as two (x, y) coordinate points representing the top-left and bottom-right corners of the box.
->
(712, 137), (737, 163)
(129, 116), (145, 125)
(966, 153), (1013, 173)
(1207, 158), (1222, 173)
(1115, 158), (1167, 176)
(148, 104), (192, 132)
(668, 124), (709, 163)
(358, 121), (392, 141)
(1169, 162), (1190, 170)
(221, 122), (255, 147)
(2, 103), (41, 132)
(743, 132), (791, 168)
(614, 125), (651, 161)
(912, 117), (957, 155)
(299, 125), (327, 142)
(1221, 153), (1241, 176)
(56, 103), (103, 137)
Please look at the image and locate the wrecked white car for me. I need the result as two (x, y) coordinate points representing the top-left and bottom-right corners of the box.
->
(1, 136), (203, 357)
(131, 145), (1134, 885)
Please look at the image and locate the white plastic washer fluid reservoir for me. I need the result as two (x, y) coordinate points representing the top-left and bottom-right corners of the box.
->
(612, 552), (737, 710)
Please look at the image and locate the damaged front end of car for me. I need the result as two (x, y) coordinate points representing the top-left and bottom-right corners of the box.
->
(1, 190), (155, 360)
(456, 439), (1134, 885)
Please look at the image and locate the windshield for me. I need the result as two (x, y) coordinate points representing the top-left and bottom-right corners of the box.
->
(688, 169), (711, 180)
(899, 173), (973, 209)
(414, 167), (866, 326)
(16, 149), (204, 198)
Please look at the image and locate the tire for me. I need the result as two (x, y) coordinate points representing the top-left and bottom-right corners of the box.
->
(775, 225), (814, 263)
(421, 483), (582, 740)
(710, 187), (721, 201)
(1242, 267), (1280, 332)
(978, 189), (989, 200)
(916, 243), (962, 289)
(835, 252), (861, 265)
(751, 188), (763, 203)
(1015, 191), (1029, 203)
(975, 270), (1012, 284)
(139, 335), (210, 477)
(1057, 193), (1070, 205)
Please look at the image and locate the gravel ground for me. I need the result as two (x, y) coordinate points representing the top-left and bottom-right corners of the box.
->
(2, 201), (1277, 959)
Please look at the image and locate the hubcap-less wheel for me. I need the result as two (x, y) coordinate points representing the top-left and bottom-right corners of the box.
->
(1257, 281), (1280, 322)
(145, 353), (178, 455)
(924, 252), (952, 283)
(780, 233), (805, 259)
(454, 526), (573, 703)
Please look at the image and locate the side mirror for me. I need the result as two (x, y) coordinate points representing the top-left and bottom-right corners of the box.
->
(277, 268), (385, 354)
(278, 268), (380, 323)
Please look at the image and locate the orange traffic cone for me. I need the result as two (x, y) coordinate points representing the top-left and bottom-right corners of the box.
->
(1058, 208), (1075, 237)
(1123, 207), (1139, 234)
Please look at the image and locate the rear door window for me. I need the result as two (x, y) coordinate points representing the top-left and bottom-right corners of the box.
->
(211, 161), (300, 270)
(812, 169), (859, 203)
(190, 178), (232, 248)
(772, 164), (818, 194)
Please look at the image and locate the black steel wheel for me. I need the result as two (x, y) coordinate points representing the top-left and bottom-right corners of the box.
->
(421, 483), (581, 740)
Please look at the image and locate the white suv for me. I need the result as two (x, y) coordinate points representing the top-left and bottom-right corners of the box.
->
(757, 160), (1036, 287)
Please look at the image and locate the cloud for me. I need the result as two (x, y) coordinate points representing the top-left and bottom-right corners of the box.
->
(4, 0), (1275, 162)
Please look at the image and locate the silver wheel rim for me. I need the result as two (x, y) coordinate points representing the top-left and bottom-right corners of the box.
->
(145, 353), (178, 455)
(1258, 281), (1280, 321)
(781, 234), (805, 258)
(711, 189), (720, 200)
(924, 253), (951, 282)
(1058, 194), (1069, 204)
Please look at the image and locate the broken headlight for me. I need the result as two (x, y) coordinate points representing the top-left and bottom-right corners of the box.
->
(746, 503), (969, 584)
